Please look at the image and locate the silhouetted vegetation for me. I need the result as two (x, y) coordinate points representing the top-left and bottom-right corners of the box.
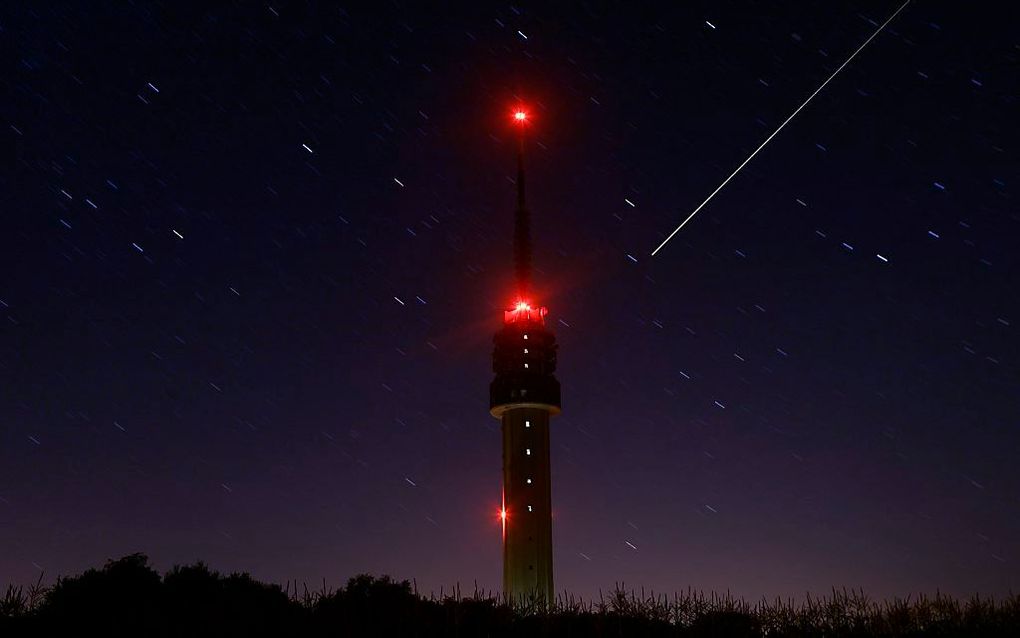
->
(2, 554), (1018, 636)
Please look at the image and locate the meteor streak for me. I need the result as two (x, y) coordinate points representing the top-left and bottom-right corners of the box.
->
(651, 0), (911, 256)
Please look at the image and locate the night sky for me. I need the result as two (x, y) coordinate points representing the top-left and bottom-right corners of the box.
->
(3, 2), (1018, 600)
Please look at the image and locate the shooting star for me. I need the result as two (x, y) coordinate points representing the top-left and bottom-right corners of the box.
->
(651, 0), (911, 256)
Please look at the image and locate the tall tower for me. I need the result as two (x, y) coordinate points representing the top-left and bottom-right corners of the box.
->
(490, 108), (561, 605)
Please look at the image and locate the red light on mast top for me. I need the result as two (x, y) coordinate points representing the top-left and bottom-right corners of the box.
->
(513, 110), (527, 123)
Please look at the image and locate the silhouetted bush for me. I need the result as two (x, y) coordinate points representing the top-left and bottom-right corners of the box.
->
(37, 553), (163, 635)
(311, 574), (430, 635)
(163, 562), (297, 636)
(2, 554), (1019, 636)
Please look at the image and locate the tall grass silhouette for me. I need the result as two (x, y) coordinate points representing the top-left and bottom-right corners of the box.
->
(2, 554), (1017, 636)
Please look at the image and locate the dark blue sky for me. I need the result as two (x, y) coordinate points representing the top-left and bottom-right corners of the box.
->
(2, 1), (1017, 599)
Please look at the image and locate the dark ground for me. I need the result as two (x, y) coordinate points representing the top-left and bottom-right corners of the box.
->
(3, 554), (1019, 637)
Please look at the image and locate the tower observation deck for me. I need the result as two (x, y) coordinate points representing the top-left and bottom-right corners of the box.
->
(490, 108), (561, 605)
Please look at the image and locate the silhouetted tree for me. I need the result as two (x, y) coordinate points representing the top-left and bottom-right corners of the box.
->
(38, 553), (163, 635)
(312, 574), (436, 635)
(163, 562), (296, 635)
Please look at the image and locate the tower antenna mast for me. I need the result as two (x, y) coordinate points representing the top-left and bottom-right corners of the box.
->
(513, 108), (531, 300)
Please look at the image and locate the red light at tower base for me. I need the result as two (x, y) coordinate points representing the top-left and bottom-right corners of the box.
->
(500, 488), (507, 541)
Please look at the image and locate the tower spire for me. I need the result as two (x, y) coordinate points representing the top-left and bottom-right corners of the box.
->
(513, 109), (531, 299)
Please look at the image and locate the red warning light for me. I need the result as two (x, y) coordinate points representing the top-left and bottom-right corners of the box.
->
(513, 110), (527, 123)
(504, 299), (548, 324)
(500, 488), (507, 541)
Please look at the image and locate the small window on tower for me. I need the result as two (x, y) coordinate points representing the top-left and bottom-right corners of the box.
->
(525, 420), (530, 428)
(527, 505), (533, 512)
(524, 363), (529, 369)
(525, 448), (531, 456)
(523, 334), (528, 340)
(526, 478), (532, 484)
(524, 348), (529, 354)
